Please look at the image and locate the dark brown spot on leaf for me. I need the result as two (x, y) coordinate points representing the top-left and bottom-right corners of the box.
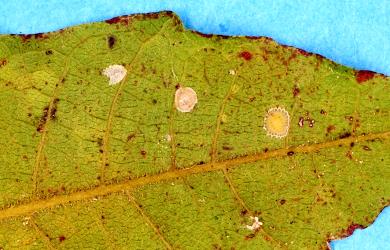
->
(287, 151), (294, 156)
(36, 106), (49, 133)
(298, 117), (304, 127)
(339, 132), (351, 139)
(127, 133), (136, 142)
(296, 48), (311, 57)
(245, 234), (256, 240)
(107, 35), (116, 49)
(59, 235), (66, 242)
(45, 50), (53, 55)
(355, 70), (375, 84)
(239, 51), (252, 61)
(222, 145), (234, 151)
(105, 16), (130, 25)
(362, 145), (371, 151)
(342, 224), (365, 238)
(346, 150), (353, 160)
(240, 210), (248, 216)
(0, 59), (7, 67)
(327, 125), (336, 133)
(292, 86), (300, 97)
(280, 199), (286, 205)
(192, 30), (213, 38)
(308, 119), (315, 128)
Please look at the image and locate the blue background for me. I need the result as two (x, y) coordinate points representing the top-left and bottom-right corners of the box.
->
(0, 0), (389, 249)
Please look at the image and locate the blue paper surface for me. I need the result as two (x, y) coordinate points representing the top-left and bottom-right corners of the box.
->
(330, 207), (390, 250)
(0, 1), (389, 249)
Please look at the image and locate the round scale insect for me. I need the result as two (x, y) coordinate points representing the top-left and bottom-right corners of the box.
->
(174, 87), (198, 112)
(263, 107), (290, 138)
(102, 64), (127, 85)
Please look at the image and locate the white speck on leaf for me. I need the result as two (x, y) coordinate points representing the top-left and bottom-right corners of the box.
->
(165, 134), (172, 142)
(246, 216), (263, 231)
(175, 87), (198, 112)
(103, 65), (127, 85)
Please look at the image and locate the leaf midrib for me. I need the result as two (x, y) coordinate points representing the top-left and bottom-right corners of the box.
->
(0, 130), (388, 220)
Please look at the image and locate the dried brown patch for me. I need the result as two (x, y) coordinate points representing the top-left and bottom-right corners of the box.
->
(355, 70), (375, 84)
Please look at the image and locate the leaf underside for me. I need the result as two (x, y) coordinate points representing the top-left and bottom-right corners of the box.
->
(0, 11), (389, 249)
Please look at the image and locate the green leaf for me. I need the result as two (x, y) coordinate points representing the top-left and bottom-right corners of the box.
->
(0, 11), (389, 249)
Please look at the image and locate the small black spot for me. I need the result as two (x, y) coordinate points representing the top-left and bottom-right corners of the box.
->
(339, 132), (351, 139)
(107, 35), (116, 49)
(140, 150), (147, 157)
(240, 210), (248, 216)
(152, 99), (157, 104)
(287, 151), (295, 156)
(45, 49), (53, 55)
(280, 199), (286, 205)
(99, 149), (103, 153)
(263, 148), (269, 153)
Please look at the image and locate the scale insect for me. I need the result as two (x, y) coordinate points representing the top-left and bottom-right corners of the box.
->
(102, 64), (127, 85)
(263, 107), (290, 138)
(174, 87), (198, 112)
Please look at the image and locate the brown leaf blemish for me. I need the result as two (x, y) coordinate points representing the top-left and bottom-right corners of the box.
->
(50, 98), (59, 119)
(0, 58), (8, 67)
(37, 98), (59, 133)
(308, 119), (315, 128)
(327, 125), (336, 133)
(191, 30), (213, 38)
(341, 224), (365, 238)
(59, 235), (66, 242)
(36, 106), (49, 133)
(287, 151), (295, 156)
(355, 70), (375, 84)
(362, 145), (372, 151)
(239, 51), (253, 61)
(127, 133), (136, 142)
(107, 35), (116, 49)
(339, 132), (351, 139)
(298, 117), (304, 127)
(105, 16), (130, 25)
(296, 48), (311, 57)
(222, 145), (234, 151)
(292, 85), (300, 97)
(345, 150), (353, 160)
